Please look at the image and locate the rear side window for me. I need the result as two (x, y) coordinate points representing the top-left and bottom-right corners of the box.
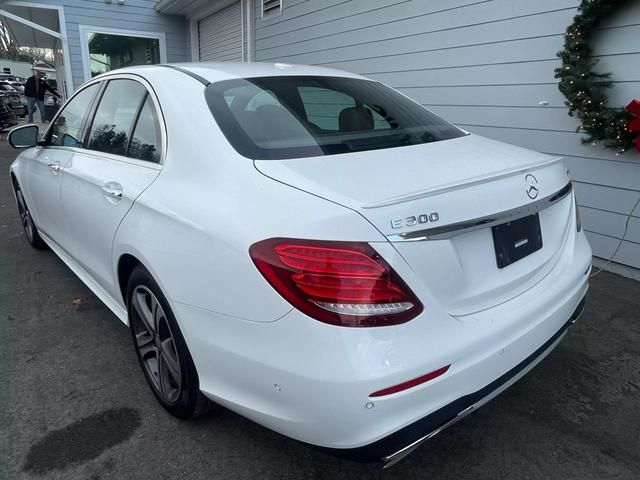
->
(205, 76), (466, 160)
(87, 79), (147, 157)
(49, 83), (100, 147)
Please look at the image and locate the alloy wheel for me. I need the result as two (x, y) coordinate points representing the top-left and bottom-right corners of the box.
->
(130, 285), (182, 404)
(15, 186), (34, 243)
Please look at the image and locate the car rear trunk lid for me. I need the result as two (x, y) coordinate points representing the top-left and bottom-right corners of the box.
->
(254, 134), (574, 316)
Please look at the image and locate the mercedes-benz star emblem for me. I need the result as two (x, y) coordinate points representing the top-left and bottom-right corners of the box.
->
(525, 174), (539, 199)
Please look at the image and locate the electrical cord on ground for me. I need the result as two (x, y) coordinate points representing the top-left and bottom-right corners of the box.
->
(590, 193), (640, 278)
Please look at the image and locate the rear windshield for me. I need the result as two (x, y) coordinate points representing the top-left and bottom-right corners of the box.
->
(205, 76), (466, 160)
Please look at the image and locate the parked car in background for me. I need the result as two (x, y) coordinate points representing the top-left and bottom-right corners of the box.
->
(0, 82), (20, 94)
(0, 83), (25, 117)
(43, 93), (60, 121)
(8, 81), (25, 94)
(0, 95), (18, 130)
(7, 63), (591, 466)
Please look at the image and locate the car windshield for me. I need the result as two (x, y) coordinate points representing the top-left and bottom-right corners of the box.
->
(205, 76), (466, 160)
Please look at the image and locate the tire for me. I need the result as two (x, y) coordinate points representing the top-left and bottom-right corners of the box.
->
(13, 179), (47, 250)
(127, 265), (212, 419)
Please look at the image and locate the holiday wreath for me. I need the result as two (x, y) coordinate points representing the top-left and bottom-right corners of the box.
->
(554, 0), (640, 153)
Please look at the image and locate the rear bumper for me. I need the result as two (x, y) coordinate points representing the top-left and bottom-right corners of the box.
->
(174, 231), (591, 454)
(324, 296), (586, 464)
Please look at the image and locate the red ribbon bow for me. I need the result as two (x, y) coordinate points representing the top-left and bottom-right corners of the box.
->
(627, 99), (640, 153)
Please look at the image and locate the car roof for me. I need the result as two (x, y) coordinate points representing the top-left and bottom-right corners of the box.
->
(113, 62), (367, 84)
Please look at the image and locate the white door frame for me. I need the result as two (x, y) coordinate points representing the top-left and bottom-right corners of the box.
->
(2, 1), (74, 98)
(78, 25), (167, 82)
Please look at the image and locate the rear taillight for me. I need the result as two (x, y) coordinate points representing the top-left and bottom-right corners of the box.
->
(249, 238), (423, 327)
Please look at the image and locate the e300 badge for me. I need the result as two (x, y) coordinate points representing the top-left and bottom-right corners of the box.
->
(391, 212), (440, 229)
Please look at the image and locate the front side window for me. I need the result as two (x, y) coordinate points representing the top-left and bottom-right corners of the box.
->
(205, 76), (466, 160)
(88, 79), (147, 157)
(49, 83), (100, 147)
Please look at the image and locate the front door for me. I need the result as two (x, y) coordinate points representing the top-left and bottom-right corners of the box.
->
(25, 82), (101, 248)
(23, 147), (73, 244)
(60, 78), (163, 298)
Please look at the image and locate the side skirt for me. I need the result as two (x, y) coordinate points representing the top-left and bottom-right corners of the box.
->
(40, 231), (128, 325)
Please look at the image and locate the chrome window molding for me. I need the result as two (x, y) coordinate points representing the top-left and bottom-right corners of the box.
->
(387, 182), (573, 242)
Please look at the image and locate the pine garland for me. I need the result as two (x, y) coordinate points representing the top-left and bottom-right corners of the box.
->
(554, 0), (635, 154)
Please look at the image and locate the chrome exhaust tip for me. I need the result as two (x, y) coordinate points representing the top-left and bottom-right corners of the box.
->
(382, 405), (475, 469)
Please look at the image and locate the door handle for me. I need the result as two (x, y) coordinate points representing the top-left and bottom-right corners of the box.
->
(101, 182), (123, 201)
(48, 162), (62, 174)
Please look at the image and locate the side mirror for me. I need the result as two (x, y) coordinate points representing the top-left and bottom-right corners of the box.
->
(8, 124), (39, 149)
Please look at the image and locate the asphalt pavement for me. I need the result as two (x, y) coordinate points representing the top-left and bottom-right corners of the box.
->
(1, 140), (639, 479)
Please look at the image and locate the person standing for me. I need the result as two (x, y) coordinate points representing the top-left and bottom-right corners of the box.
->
(24, 70), (60, 123)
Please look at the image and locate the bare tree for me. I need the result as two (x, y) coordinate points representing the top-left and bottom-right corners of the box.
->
(19, 46), (53, 62)
(0, 18), (52, 62)
(0, 17), (20, 59)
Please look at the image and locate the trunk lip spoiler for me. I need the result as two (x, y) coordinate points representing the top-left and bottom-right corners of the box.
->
(387, 181), (573, 242)
(364, 156), (563, 209)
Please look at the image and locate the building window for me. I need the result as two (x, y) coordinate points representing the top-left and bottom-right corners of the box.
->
(88, 33), (159, 77)
(79, 27), (167, 81)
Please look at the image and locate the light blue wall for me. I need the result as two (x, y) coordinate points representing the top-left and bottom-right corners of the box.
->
(27, 0), (189, 89)
(254, 0), (640, 271)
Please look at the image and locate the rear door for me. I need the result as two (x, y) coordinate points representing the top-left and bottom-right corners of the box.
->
(24, 82), (100, 248)
(60, 77), (163, 299)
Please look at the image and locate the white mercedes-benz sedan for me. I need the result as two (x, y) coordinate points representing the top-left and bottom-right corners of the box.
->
(9, 63), (591, 465)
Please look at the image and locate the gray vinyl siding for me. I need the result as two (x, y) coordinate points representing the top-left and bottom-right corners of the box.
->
(29, 0), (189, 89)
(255, 0), (640, 271)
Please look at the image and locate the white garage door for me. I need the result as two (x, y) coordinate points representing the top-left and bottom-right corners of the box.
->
(198, 1), (243, 62)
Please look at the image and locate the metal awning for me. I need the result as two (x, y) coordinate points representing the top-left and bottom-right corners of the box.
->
(0, 5), (60, 49)
(0, 3), (72, 97)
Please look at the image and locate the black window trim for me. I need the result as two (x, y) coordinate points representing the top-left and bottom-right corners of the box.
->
(125, 92), (150, 157)
(81, 80), (108, 148)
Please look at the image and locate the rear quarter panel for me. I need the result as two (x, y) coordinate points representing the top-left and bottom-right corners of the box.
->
(113, 163), (386, 324)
